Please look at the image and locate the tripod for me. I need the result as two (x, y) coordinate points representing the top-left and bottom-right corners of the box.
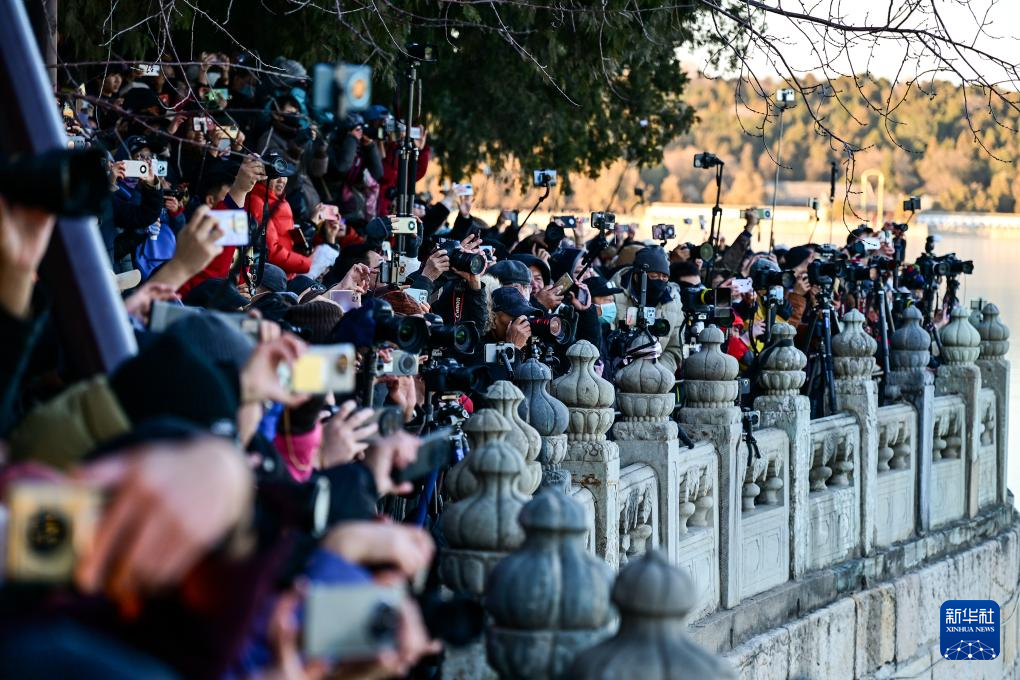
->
(864, 280), (895, 405)
(803, 288), (839, 418)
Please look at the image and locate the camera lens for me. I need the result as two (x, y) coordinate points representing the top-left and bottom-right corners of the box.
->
(367, 602), (400, 644)
(448, 249), (485, 275)
(26, 509), (71, 555)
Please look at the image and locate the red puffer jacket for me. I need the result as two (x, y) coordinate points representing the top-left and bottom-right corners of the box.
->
(247, 182), (311, 278)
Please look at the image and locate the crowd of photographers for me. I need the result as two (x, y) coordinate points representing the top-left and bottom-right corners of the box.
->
(0, 49), (976, 680)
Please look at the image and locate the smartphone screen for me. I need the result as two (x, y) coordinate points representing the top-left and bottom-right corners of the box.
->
(210, 210), (249, 246)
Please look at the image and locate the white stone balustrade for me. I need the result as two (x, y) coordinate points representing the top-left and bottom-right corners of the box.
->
(875, 403), (918, 547)
(930, 395), (967, 528)
(806, 414), (862, 570)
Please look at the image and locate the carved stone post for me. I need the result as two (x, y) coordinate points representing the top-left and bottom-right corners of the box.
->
(937, 306), (983, 518)
(886, 306), (934, 533)
(752, 322), (811, 579)
(485, 487), (613, 680)
(975, 303), (1010, 505)
(487, 380), (543, 496)
(552, 340), (621, 568)
(679, 326), (742, 608)
(517, 358), (570, 493)
(568, 550), (736, 680)
(440, 409), (530, 597)
(612, 334), (682, 564)
(446, 401), (512, 501)
(831, 309), (879, 556)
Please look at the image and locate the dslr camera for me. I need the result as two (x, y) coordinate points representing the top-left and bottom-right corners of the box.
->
(373, 300), (428, 352)
(527, 312), (569, 345)
(751, 268), (796, 290)
(693, 152), (723, 169)
(426, 321), (480, 356)
(437, 240), (486, 275)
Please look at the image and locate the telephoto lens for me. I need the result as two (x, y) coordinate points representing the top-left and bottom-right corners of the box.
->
(527, 314), (568, 344)
(427, 322), (480, 354)
(373, 300), (428, 353)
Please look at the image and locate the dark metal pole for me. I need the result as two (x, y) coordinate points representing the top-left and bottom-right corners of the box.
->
(0, 0), (136, 376)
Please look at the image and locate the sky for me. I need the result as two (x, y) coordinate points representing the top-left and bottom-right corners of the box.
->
(677, 0), (1020, 88)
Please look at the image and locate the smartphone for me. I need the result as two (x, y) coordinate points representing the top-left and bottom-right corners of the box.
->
(216, 138), (231, 152)
(210, 209), (250, 247)
(289, 344), (357, 395)
(122, 160), (151, 179)
(651, 224), (676, 240)
(575, 286), (590, 306)
(506, 209), (519, 230)
(730, 278), (753, 295)
(554, 215), (577, 229)
(404, 288), (430, 306)
(303, 582), (403, 660)
(135, 63), (161, 77)
(192, 117), (209, 133)
(756, 208), (772, 220)
(152, 159), (168, 177)
(554, 273), (573, 292)
(409, 126), (422, 140)
(317, 204), (340, 223)
(479, 245), (496, 263)
(206, 88), (229, 103)
(389, 215), (418, 236)
(5, 480), (103, 583)
(327, 289), (361, 313)
(453, 183), (473, 197)
(223, 125), (240, 140)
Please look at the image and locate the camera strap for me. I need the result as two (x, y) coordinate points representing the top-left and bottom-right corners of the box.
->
(451, 287), (465, 323)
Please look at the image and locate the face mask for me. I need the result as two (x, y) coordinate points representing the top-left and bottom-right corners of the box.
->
(645, 279), (668, 303)
(207, 70), (222, 87)
(598, 302), (617, 325)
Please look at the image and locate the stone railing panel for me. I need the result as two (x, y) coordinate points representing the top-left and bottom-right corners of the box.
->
(977, 387), (998, 509)
(618, 463), (660, 566)
(931, 395), (967, 528)
(738, 427), (790, 600)
(806, 414), (862, 570)
(676, 442), (721, 621)
(875, 403), (917, 547)
(569, 485), (598, 555)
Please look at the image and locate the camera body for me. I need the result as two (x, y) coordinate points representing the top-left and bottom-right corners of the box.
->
(4, 481), (102, 582)
(678, 285), (735, 329)
(693, 152), (722, 169)
(422, 358), (489, 393)
(751, 268), (795, 291)
(373, 301), (429, 353)
(427, 322), (480, 355)
(651, 223), (675, 241)
(533, 169), (557, 187)
(262, 151), (294, 180)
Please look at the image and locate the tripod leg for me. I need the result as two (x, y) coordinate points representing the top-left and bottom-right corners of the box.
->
(822, 310), (838, 416)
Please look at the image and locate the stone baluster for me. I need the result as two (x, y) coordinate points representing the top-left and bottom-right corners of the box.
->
(974, 302), (1011, 505)
(878, 424), (894, 472)
(516, 357), (570, 492)
(891, 426), (911, 470)
(487, 380), (543, 496)
(552, 340), (621, 567)
(831, 308), (877, 554)
(485, 487), (613, 680)
(763, 458), (784, 505)
(446, 402), (512, 501)
(611, 332), (683, 564)
(690, 469), (714, 528)
(678, 471), (698, 533)
(752, 321), (812, 579)
(936, 306), (983, 518)
(568, 550), (736, 680)
(679, 326), (743, 605)
(887, 305), (935, 533)
(440, 409), (529, 598)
